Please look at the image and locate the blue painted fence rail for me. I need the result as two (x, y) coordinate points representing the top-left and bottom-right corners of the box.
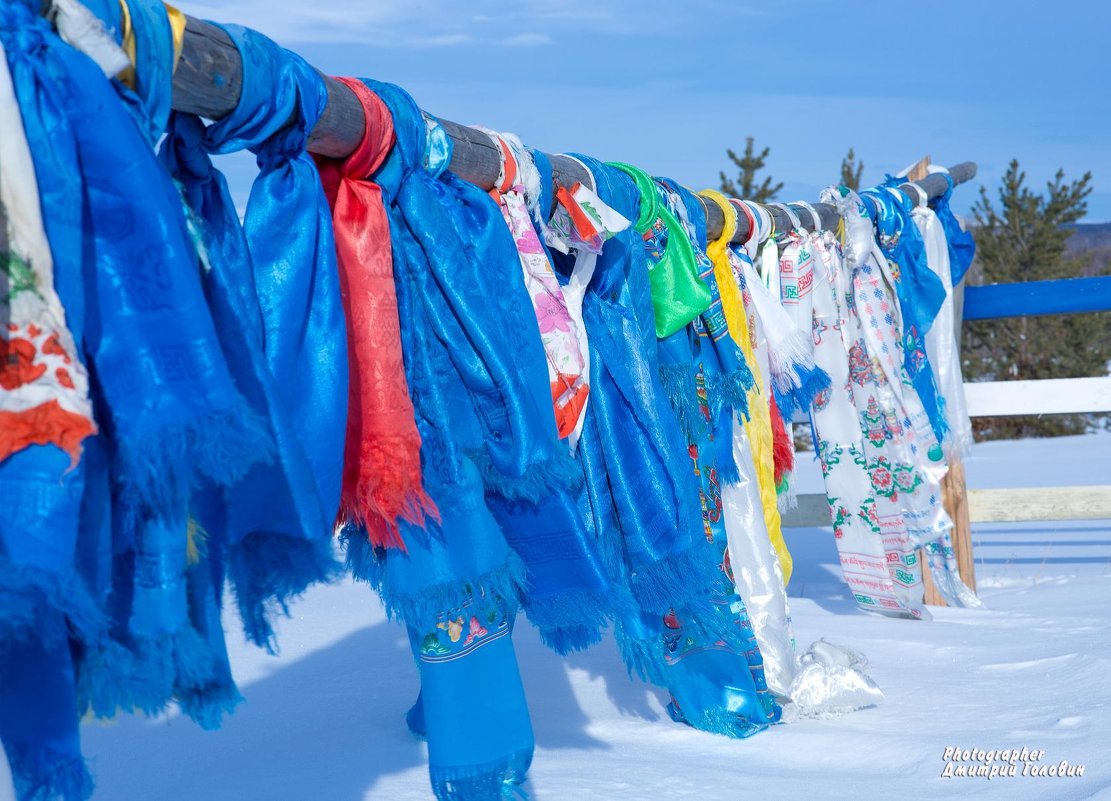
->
(963, 275), (1111, 320)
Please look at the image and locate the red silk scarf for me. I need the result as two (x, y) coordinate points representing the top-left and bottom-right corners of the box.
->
(315, 77), (436, 550)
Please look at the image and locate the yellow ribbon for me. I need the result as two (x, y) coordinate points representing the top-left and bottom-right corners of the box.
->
(116, 0), (187, 89)
(699, 189), (793, 585)
(117, 0), (136, 89)
(166, 3), (186, 72)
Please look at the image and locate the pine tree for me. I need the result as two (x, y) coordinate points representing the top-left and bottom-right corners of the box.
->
(963, 159), (1110, 438)
(840, 147), (864, 191)
(719, 137), (783, 202)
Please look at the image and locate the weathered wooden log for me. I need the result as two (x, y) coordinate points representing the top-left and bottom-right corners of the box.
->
(172, 15), (975, 243)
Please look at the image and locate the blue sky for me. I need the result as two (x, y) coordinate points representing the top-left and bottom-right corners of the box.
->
(177, 0), (1111, 222)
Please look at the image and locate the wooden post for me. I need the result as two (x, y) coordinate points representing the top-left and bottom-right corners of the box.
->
(921, 549), (945, 607)
(943, 460), (976, 593)
(946, 281), (977, 593)
(924, 274), (977, 606)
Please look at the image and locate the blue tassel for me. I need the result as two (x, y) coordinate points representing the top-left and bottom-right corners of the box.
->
(227, 532), (339, 653)
(614, 623), (666, 685)
(788, 362), (832, 415)
(522, 587), (634, 655)
(657, 362), (706, 440)
(626, 537), (720, 617)
(713, 420), (741, 487)
(705, 367), (753, 423)
(469, 448), (583, 504)
(429, 748), (533, 801)
(342, 530), (527, 629)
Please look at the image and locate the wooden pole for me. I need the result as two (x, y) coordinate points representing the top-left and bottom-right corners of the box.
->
(172, 16), (977, 243)
(921, 550), (945, 607)
(946, 281), (977, 593)
(922, 264), (977, 606)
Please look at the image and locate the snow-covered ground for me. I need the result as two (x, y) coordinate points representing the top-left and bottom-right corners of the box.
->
(80, 433), (1111, 801)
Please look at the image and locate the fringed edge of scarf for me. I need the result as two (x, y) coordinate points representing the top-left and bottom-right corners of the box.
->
(342, 529), (527, 631)
(75, 627), (242, 730)
(114, 405), (274, 522)
(767, 330), (831, 417)
(626, 537), (721, 618)
(704, 369), (753, 489)
(712, 424), (741, 488)
(470, 447), (583, 505)
(339, 443), (441, 551)
(657, 361), (705, 440)
(227, 531), (341, 654)
(613, 622), (666, 685)
(524, 587), (634, 656)
(7, 744), (94, 801)
(0, 558), (105, 654)
(704, 366), (754, 423)
(666, 702), (770, 740)
(429, 747), (533, 801)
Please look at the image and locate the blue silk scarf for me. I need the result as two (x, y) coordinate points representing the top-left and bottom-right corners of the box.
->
(452, 129), (622, 655)
(158, 23), (346, 653)
(863, 187), (949, 446)
(0, 4), (261, 795)
(0, 11), (110, 797)
(206, 28), (348, 618)
(930, 174), (976, 286)
(558, 157), (722, 683)
(58, 4), (266, 731)
(340, 80), (533, 801)
(80, 0), (173, 145)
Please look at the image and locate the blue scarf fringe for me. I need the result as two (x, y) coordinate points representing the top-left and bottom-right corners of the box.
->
(712, 416), (741, 488)
(342, 529), (527, 631)
(524, 587), (629, 655)
(226, 532), (339, 653)
(75, 627), (241, 730)
(666, 703), (769, 740)
(469, 448), (583, 505)
(656, 362), (704, 440)
(704, 367), (753, 423)
(773, 362), (832, 420)
(614, 622), (667, 685)
(429, 747), (533, 801)
(626, 538), (721, 618)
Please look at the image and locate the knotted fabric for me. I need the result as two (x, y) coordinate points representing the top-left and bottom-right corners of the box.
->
(698, 194), (792, 586)
(156, 23), (343, 654)
(826, 187), (981, 611)
(79, 0), (174, 144)
(928, 169), (976, 286)
(609, 162), (711, 337)
(1, 5), (264, 794)
(0, 18), (98, 799)
(207, 23), (348, 532)
(315, 77), (435, 551)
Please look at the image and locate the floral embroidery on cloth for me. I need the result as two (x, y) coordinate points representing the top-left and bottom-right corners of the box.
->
(808, 229), (930, 618)
(0, 50), (95, 464)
